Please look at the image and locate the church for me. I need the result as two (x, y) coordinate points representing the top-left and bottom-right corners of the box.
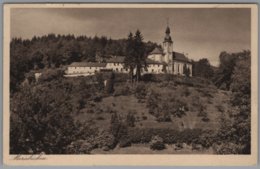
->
(65, 25), (192, 77)
(147, 26), (192, 76)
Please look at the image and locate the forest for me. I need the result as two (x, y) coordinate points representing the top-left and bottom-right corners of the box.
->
(10, 32), (251, 154)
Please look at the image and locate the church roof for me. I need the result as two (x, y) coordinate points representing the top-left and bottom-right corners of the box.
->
(172, 52), (191, 63)
(69, 62), (107, 67)
(150, 47), (163, 55)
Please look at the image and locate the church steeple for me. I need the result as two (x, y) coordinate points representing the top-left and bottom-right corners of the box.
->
(163, 20), (173, 65)
(165, 26), (170, 34)
(164, 20), (173, 43)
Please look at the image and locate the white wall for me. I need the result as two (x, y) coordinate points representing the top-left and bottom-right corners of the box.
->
(106, 63), (129, 73)
(173, 62), (192, 76)
(67, 66), (101, 74)
(143, 64), (164, 74)
(148, 54), (162, 62)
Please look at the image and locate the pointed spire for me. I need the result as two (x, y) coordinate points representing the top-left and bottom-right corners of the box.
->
(165, 17), (170, 34)
(164, 18), (172, 43)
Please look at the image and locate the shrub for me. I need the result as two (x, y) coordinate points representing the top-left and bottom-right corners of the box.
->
(38, 69), (64, 82)
(202, 116), (210, 122)
(113, 84), (131, 97)
(197, 111), (207, 117)
(197, 130), (216, 148)
(213, 142), (243, 154)
(127, 128), (205, 146)
(183, 86), (191, 97)
(92, 94), (102, 102)
(156, 111), (171, 122)
(110, 112), (128, 144)
(95, 73), (105, 91)
(114, 73), (129, 82)
(142, 73), (155, 82)
(173, 108), (186, 118)
(150, 136), (165, 150)
(119, 136), (132, 148)
(135, 82), (147, 100)
(174, 142), (183, 150)
(191, 143), (203, 151)
(216, 104), (225, 112)
(126, 111), (136, 127)
(104, 73), (115, 94)
(66, 140), (94, 154)
(95, 130), (116, 150)
(142, 116), (148, 120)
(96, 116), (105, 120)
(86, 109), (95, 114)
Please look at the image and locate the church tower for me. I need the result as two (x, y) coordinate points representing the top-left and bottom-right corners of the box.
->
(163, 23), (173, 73)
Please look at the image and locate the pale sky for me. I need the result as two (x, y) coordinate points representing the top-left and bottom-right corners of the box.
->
(11, 8), (251, 66)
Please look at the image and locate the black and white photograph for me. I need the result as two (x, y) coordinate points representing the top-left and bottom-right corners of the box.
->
(3, 3), (258, 166)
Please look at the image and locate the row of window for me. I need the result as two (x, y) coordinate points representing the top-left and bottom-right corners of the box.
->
(70, 68), (129, 73)
(70, 67), (100, 69)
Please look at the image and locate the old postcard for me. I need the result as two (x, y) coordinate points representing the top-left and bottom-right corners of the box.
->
(3, 3), (258, 166)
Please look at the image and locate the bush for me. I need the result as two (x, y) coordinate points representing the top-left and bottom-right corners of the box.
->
(113, 84), (131, 97)
(198, 130), (215, 148)
(142, 116), (148, 120)
(174, 142), (183, 150)
(66, 140), (94, 154)
(197, 111), (207, 117)
(93, 130), (117, 150)
(126, 111), (136, 127)
(38, 69), (64, 82)
(156, 111), (171, 122)
(134, 82), (147, 100)
(150, 136), (165, 150)
(182, 86), (191, 97)
(213, 142), (243, 154)
(202, 116), (210, 122)
(114, 73), (129, 82)
(96, 116), (105, 120)
(142, 73), (156, 82)
(127, 128), (206, 146)
(105, 79), (114, 94)
(216, 104), (225, 112)
(110, 112), (129, 145)
(119, 136), (132, 148)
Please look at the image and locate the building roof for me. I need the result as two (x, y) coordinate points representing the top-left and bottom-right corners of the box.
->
(105, 56), (125, 63)
(150, 47), (163, 55)
(69, 62), (107, 67)
(172, 52), (191, 63)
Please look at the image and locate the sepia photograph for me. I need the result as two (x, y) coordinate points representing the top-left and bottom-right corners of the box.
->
(3, 3), (258, 166)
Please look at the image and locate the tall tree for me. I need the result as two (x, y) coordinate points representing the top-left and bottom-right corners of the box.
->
(213, 51), (238, 90)
(193, 58), (214, 79)
(133, 30), (146, 81)
(124, 32), (135, 82)
(124, 30), (147, 82)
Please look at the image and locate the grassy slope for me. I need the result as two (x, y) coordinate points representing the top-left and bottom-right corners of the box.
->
(74, 81), (231, 132)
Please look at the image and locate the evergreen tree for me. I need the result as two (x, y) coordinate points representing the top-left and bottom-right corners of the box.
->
(124, 32), (135, 82)
(124, 30), (146, 82)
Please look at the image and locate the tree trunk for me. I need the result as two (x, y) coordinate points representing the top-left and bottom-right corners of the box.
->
(136, 65), (141, 82)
